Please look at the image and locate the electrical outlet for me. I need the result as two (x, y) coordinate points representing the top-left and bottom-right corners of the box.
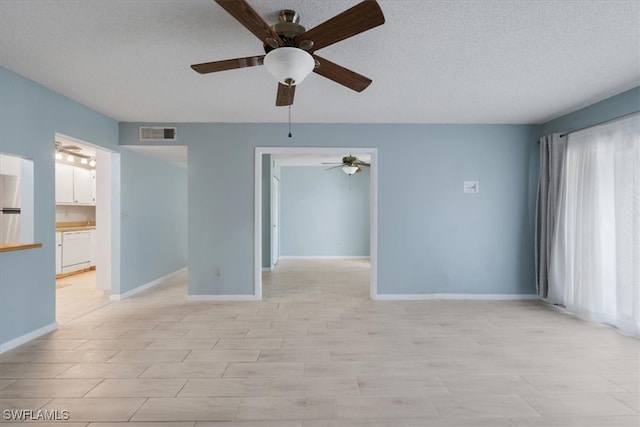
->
(215, 268), (222, 277)
(464, 181), (479, 193)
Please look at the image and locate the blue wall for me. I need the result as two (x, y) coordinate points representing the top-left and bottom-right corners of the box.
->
(280, 166), (370, 257)
(119, 147), (188, 293)
(261, 155), (271, 268)
(542, 86), (639, 134)
(120, 122), (540, 296)
(0, 67), (187, 349)
(0, 67), (117, 346)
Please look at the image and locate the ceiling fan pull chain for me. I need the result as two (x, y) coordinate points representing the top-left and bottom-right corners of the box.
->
(288, 105), (292, 138)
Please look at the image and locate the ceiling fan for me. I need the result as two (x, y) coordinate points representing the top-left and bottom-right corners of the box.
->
(191, 0), (385, 106)
(323, 155), (370, 175)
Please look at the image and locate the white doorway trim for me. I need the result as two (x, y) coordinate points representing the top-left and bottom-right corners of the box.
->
(54, 133), (120, 295)
(96, 150), (121, 295)
(254, 147), (378, 300)
(271, 175), (280, 269)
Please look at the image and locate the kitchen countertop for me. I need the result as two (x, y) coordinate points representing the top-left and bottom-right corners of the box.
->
(57, 226), (96, 232)
(0, 242), (43, 253)
(56, 221), (96, 232)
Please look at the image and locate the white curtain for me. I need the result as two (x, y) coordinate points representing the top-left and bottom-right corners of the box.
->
(549, 113), (640, 336)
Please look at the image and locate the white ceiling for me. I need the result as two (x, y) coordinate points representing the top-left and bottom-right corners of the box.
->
(1, 0), (638, 125)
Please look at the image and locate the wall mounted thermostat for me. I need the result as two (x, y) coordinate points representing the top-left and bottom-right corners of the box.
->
(464, 181), (479, 193)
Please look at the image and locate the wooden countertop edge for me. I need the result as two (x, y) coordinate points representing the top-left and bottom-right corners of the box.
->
(56, 226), (95, 232)
(0, 242), (43, 253)
(56, 221), (96, 228)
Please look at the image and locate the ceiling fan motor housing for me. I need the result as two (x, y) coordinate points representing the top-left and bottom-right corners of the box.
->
(343, 155), (358, 164)
(265, 9), (307, 51)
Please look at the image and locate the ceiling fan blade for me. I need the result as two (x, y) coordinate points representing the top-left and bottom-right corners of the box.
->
(295, 0), (384, 52)
(312, 55), (372, 92)
(215, 0), (283, 47)
(325, 165), (344, 170)
(354, 160), (371, 167)
(276, 83), (295, 106)
(191, 55), (264, 74)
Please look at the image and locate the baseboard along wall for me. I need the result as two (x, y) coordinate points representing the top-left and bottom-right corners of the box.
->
(0, 322), (57, 354)
(110, 267), (186, 301)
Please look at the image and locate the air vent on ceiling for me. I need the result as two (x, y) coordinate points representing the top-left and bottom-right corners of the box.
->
(139, 127), (176, 141)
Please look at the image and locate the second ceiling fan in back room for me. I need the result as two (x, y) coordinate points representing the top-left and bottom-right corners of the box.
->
(323, 155), (371, 175)
(191, 0), (386, 108)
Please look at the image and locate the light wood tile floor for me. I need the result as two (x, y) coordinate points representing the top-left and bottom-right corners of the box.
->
(0, 259), (638, 426)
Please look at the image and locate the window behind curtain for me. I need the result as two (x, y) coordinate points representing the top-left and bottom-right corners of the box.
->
(549, 113), (639, 336)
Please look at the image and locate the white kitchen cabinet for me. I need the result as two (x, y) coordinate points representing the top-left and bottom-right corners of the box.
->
(73, 167), (92, 204)
(90, 169), (96, 205)
(55, 164), (74, 204)
(55, 232), (62, 274)
(90, 228), (96, 267)
(55, 164), (96, 206)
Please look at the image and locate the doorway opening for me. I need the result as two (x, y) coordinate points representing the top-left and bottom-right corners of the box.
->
(54, 133), (121, 321)
(254, 147), (378, 299)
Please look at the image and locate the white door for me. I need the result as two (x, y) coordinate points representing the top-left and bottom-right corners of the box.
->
(271, 176), (279, 267)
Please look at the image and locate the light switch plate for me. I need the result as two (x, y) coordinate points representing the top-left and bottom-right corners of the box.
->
(464, 181), (479, 193)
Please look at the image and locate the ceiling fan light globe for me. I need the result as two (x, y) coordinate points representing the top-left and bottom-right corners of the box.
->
(264, 47), (315, 86)
(342, 165), (359, 175)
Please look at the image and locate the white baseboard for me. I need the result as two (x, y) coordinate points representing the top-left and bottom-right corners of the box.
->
(373, 293), (540, 301)
(279, 256), (370, 260)
(187, 294), (259, 301)
(110, 267), (186, 301)
(0, 322), (57, 354)
(262, 267), (273, 272)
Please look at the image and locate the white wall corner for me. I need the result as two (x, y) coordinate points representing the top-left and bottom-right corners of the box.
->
(0, 322), (57, 354)
(110, 267), (186, 301)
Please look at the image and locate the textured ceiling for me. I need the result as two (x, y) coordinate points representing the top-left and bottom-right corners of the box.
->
(1, 0), (638, 124)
